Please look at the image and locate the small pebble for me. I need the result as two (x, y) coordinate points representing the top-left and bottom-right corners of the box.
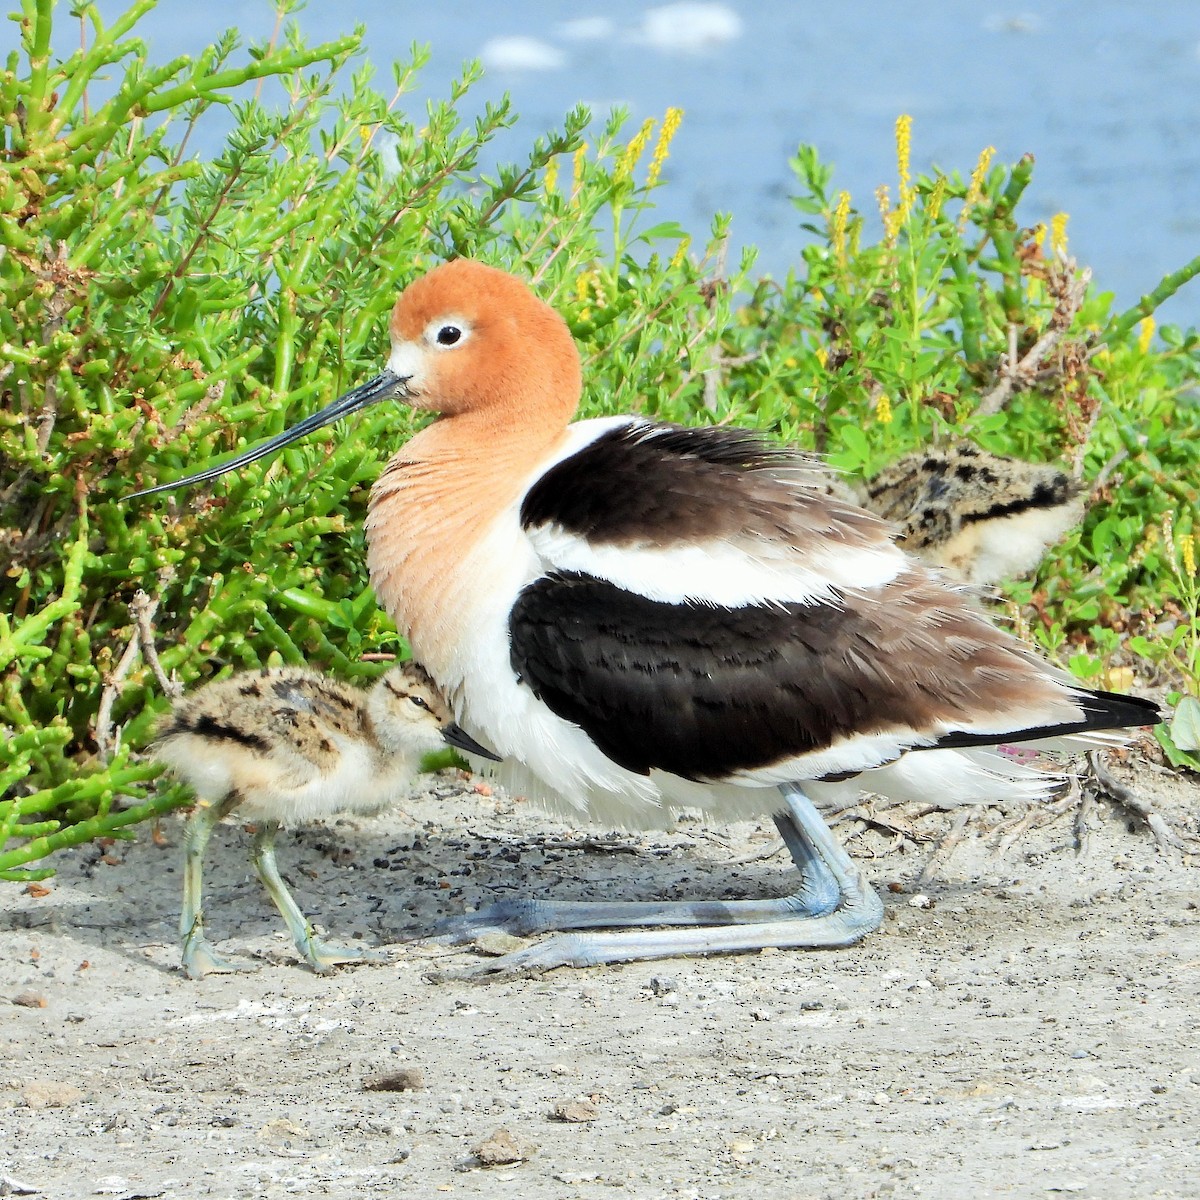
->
(471, 1127), (537, 1166)
(908, 894), (935, 910)
(256, 1118), (308, 1144)
(551, 1099), (599, 1123)
(473, 931), (529, 957)
(0, 1174), (39, 1195)
(11, 992), (47, 1009)
(363, 1067), (425, 1093)
(648, 976), (677, 996)
(22, 1081), (83, 1110)
(92, 1176), (131, 1195)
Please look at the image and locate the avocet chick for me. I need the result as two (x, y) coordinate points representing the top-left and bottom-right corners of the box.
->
(156, 662), (497, 978)
(862, 441), (1085, 585)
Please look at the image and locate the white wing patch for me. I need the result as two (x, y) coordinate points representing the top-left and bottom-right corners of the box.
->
(522, 418), (905, 606)
(527, 523), (904, 606)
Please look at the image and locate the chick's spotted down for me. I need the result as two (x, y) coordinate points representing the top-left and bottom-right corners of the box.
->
(140, 258), (1160, 978)
(156, 661), (496, 978)
(861, 440), (1085, 585)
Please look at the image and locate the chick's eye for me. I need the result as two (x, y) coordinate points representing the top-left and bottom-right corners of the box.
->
(435, 325), (462, 346)
(409, 695), (431, 711)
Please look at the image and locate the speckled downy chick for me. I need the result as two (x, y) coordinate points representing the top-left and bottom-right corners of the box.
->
(860, 441), (1085, 585)
(156, 662), (497, 979)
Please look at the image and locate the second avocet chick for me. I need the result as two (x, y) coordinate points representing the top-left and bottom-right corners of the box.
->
(156, 662), (497, 979)
(862, 440), (1085, 585)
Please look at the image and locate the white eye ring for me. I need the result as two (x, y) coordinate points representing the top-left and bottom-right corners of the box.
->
(424, 317), (471, 350)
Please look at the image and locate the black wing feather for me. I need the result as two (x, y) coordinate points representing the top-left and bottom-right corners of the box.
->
(508, 572), (1160, 781)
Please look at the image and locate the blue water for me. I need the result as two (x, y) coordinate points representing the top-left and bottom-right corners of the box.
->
(39, 2), (1200, 328)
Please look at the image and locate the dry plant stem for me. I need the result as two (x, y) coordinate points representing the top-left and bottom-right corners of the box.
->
(917, 809), (973, 885)
(993, 794), (1073, 856)
(1089, 752), (1200, 854)
(1074, 777), (1097, 857)
(700, 236), (731, 413)
(726, 842), (787, 867)
(975, 263), (1091, 417)
(1089, 447), (1130, 494)
(833, 803), (936, 844)
(94, 621), (142, 762)
(132, 588), (182, 699)
(94, 588), (179, 760)
(702, 351), (760, 413)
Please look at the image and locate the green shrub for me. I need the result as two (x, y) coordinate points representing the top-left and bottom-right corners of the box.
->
(2, 2), (1197, 878)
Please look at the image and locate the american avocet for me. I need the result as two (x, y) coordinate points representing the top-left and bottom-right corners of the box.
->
(137, 259), (1159, 976)
(860, 441), (1085, 585)
(156, 661), (497, 978)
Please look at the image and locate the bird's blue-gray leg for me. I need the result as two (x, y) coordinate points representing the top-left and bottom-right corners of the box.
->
(430, 788), (842, 944)
(180, 793), (253, 979)
(250, 821), (389, 974)
(432, 783), (884, 978)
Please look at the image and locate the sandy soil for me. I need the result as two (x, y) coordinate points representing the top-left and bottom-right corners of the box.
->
(2, 755), (1198, 1200)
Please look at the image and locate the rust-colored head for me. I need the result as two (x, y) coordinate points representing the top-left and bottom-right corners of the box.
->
(386, 260), (582, 427)
(129, 259), (581, 500)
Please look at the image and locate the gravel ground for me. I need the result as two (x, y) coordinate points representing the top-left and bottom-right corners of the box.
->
(2, 755), (1198, 1200)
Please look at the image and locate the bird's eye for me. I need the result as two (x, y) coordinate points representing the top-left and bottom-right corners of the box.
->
(435, 325), (462, 346)
(409, 695), (431, 711)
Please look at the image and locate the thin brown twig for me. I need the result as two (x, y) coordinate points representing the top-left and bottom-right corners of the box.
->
(94, 621), (143, 763)
(94, 582), (181, 759)
(917, 809), (972, 885)
(132, 588), (182, 700)
(1074, 775), (1097, 858)
(1088, 752), (1200, 855)
(976, 262), (1091, 417)
(1089, 446), (1130, 493)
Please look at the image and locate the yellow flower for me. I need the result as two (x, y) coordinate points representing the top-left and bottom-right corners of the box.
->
(1183, 532), (1197, 581)
(669, 236), (691, 271)
(875, 393), (893, 424)
(831, 190), (851, 268)
(876, 184), (895, 245)
(1050, 212), (1069, 256)
(616, 117), (656, 182)
(575, 269), (596, 309)
(572, 142), (588, 196)
(876, 183), (904, 246)
(1137, 316), (1155, 355)
(895, 114), (914, 219)
(1032, 222), (1047, 248)
(958, 145), (995, 230)
(926, 175), (947, 224)
(647, 107), (684, 187)
(815, 346), (828, 369)
(543, 156), (559, 195)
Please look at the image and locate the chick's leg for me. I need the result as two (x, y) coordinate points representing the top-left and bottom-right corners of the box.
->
(250, 821), (388, 974)
(180, 793), (253, 979)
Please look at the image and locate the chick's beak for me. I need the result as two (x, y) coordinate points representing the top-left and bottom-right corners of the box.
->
(129, 369), (411, 499)
(441, 723), (502, 762)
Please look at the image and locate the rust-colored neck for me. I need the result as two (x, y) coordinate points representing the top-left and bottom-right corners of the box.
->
(365, 409), (569, 672)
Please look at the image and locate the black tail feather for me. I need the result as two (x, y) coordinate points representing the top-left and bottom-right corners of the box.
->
(929, 688), (1161, 753)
